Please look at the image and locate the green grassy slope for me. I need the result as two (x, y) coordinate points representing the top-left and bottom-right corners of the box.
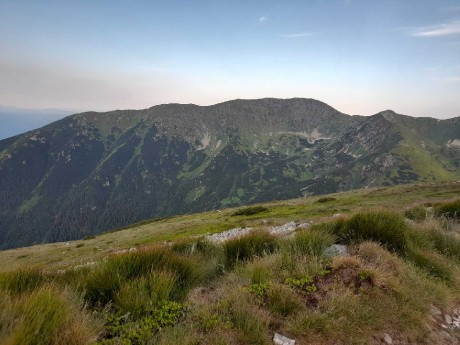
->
(1, 181), (459, 272)
(1, 182), (460, 345)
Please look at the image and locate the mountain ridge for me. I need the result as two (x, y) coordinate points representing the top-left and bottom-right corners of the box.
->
(1, 98), (459, 249)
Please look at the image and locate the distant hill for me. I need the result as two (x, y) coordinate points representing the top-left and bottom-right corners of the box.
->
(0, 98), (459, 249)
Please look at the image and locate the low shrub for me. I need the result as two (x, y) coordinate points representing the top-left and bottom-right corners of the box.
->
(315, 197), (336, 203)
(435, 199), (460, 220)
(232, 206), (268, 217)
(248, 282), (271, 303)
(223, 231), (279, 268)
(100, 301), (187, 345)
(285, 276), (317, 292)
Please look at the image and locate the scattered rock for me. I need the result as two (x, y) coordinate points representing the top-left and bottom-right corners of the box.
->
(296, 222), (310, 229)
(273, 332), (295, 345)
(445, 314), (453, 324)
(383, 333), (393, 344)
(430, 305), (442, 316)
(206, 227), (253, 243)
(206, 221), (304, 243)
(269, 222), (297, 235)
(323, 244), (348, 258)
(333, 213), (342, 218)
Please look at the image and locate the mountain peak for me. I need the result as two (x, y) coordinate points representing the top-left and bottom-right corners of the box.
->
(0, 98), (459, 249)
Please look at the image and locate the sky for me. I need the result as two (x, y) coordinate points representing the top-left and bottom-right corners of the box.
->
(1, 0), (460, 139)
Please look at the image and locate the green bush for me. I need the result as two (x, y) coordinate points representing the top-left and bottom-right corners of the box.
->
(100, 301), (186, 345)
(332, 211), (409, 253)
(435, 199), (460, 220)
(285, 276), (317, 292)
(248, 282), (270, 303)
(223, 231), (279, 268)
(232, 206), (268, 216)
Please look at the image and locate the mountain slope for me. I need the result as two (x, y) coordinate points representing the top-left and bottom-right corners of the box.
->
(0, 98), (459, 249)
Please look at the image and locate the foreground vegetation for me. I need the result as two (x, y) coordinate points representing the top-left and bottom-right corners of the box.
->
(1, 183), (460, 344)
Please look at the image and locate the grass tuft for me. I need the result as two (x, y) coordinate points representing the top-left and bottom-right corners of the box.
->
(286, 228), (336, 257)
(223, 231), (279, 269)
(2, 285), (99, 345)
(84, 247), (200, 307)
(115, 270), (177, 318)
(331, 210), (409, 253)
(404, 206), (427, 222)
(0, 268), (47, 294)
(435, 199), (460, 220)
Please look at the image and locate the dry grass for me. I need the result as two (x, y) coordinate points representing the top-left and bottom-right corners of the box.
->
(1, 183), (460, 344)
(0, 285), (101, 345)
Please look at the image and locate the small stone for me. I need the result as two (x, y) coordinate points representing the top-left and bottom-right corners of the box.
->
(323, 244), (348, 258)
(430, 305), (442, 316)
(444, 314), (453, 324)
(273, 332), (295, 345)
(383, 333), (393, 344)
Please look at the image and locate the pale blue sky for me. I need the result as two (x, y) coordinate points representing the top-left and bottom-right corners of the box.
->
(1, 0), (460, 138)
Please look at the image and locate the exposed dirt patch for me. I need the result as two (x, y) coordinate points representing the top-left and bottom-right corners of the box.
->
(305, 266), (375, 309)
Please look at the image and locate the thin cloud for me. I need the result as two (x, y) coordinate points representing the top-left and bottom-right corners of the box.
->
(411, 21), (460, 37)
(258, 16), (267, 23)
(281, 32), (313, 38)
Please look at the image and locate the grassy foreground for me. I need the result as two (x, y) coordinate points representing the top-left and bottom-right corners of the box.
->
(0, 182), (460, 344)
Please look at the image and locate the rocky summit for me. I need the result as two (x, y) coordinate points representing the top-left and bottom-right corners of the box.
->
(0, 98), (459, 249)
